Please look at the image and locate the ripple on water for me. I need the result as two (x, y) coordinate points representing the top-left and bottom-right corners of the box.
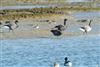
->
(72, 12), (100, 19)
(0, 35), (100, 67)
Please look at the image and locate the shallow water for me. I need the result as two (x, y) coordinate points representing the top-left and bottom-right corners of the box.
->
(72, 12), (100, 19)
(0, 35), (100, 67)
(0, 5), (53, 10)
(70, 11), (100, 33)
(67, 0), (89, 2)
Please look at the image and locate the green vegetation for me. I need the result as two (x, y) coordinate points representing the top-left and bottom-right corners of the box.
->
(0, 6), (100, 20)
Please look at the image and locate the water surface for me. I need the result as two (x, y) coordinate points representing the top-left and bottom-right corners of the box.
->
(0, 5), (52, 10)
(0, 35), (100, 67)
(72, 12), (100, 19)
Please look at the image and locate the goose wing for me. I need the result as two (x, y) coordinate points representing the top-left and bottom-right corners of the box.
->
(51, 30), (62, 36)
(80, 27), (86, 32)
(80, 27), (85, 29)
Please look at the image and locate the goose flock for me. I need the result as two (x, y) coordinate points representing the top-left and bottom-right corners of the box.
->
(51, 18), (92, 36)
(0, 18), (93, 35)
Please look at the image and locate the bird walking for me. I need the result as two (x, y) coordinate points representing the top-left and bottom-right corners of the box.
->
(79, 20), (92, 34)
(2, 20), (19, 32)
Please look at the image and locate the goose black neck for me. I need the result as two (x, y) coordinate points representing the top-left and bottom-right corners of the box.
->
(89, 20), (92, 26)
(64, 19), (67, 26)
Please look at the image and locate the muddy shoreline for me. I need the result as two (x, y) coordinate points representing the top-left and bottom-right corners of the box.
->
(0, 6), (100, 40)
(0, 14), (100, 40)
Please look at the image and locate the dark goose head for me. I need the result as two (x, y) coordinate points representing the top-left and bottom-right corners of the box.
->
(15, 20), (19, 24)
(14, 20), (19, 28)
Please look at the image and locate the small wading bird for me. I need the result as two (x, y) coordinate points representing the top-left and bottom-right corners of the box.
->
(3, 20), (19, 32)
(79, 20), (92, 34)
(51, 19), (67, 36)
(64, 57), (72, 67)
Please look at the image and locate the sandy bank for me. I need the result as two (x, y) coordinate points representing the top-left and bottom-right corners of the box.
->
(0, 13), (100, 40)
